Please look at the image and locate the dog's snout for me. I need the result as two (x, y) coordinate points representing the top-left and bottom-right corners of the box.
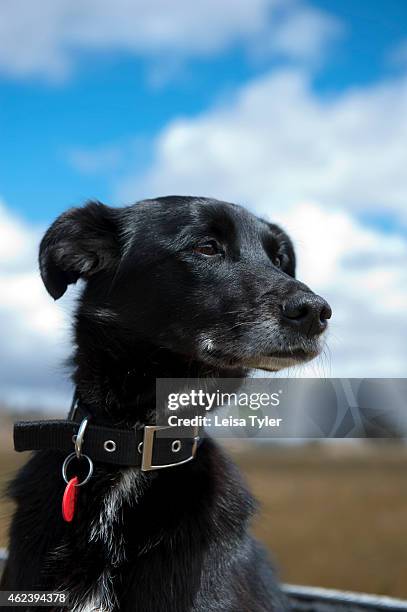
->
(282, 293), (331, 335)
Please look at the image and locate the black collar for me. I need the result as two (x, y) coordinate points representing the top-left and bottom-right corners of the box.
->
(13, 402), (200, 472)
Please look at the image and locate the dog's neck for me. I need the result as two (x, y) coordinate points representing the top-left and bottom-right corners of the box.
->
(72, 332), (245, 428)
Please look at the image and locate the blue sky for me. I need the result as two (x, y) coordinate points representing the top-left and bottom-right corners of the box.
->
(1, 0), (406, 224)
(0, 0), (406, 407)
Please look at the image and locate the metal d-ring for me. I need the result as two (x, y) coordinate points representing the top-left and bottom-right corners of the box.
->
(74, 417), (89, 459)
(62, 452), (94, 487)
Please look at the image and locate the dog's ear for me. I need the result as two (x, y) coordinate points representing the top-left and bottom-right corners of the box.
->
(39, 201), (121, 299)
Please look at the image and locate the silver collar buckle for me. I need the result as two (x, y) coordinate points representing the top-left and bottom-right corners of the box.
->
(139, 425), (200, 472)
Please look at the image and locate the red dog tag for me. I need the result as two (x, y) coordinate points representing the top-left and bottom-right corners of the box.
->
(62, 476), (79, 522)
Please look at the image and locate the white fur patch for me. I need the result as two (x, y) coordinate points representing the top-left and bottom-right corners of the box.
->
(89, 468), (147, 566)
(66, 471), (147, 612)
(71, 570), (115, 612)
(200, 337), (215, 352)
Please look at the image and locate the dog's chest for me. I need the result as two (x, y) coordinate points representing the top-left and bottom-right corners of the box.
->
(69, 468), (148, 611)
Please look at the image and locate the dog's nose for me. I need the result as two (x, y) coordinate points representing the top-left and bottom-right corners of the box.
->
(282, 293), (332, 335)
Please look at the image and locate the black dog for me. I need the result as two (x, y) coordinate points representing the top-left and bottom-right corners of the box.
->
(2, 196), (331, 611)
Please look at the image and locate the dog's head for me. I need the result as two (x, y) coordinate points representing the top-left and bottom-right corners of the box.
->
(40, 196), (331, 372)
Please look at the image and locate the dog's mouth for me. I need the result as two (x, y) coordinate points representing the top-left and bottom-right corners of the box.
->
(236, 345), (321, 371)
(268, 347), (319, 361)
(198, 334), (322, 372)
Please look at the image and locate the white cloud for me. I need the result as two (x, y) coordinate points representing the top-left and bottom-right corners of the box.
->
(275, 203), (407, 377)
(0, 200), (73, 409)
(123, 69), (407, 226)
(259, 5), (342, 63)
(0, 0), (341, 80)
(0, 205), (38, 272)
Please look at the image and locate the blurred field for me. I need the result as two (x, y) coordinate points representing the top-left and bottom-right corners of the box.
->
(232, 443), (407, 598)
(0, 438), (406, 598)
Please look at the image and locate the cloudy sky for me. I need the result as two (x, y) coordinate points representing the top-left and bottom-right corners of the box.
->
(0, 0), (406, 409)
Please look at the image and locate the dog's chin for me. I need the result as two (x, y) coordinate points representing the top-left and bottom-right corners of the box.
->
(197, 344), (321, 373)
(239, 345), (322, 372)
(238, 353), (316, 372)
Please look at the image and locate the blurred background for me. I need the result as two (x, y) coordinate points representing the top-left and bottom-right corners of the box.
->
(0, 0), (406, 598)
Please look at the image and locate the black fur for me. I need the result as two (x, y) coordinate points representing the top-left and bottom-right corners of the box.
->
(2, 196), (331, 611)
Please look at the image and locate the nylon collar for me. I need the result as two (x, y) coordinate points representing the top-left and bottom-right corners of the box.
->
(13, 401), (200, 472)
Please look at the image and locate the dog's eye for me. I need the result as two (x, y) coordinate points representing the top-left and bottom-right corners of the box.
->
(193, 241), (222, 256)
(273, 256), (282, 268)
